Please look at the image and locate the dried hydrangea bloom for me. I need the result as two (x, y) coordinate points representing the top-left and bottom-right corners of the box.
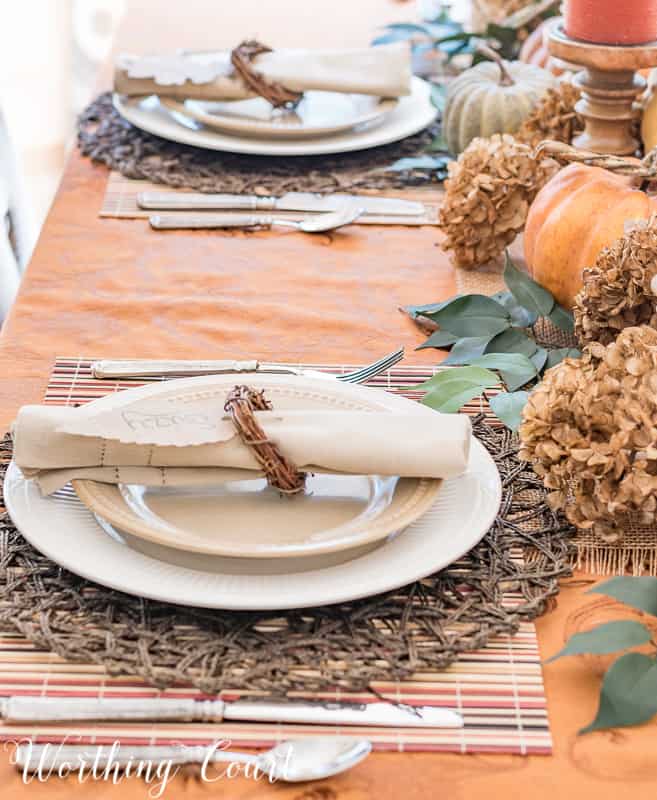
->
(516, 81), (583, 148)
(519, 326), (657, 543)
(574, 217), (657, 346)
(438, 134), (556, 270)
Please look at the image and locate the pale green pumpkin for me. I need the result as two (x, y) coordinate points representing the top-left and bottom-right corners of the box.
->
(443, 58), (556, 155)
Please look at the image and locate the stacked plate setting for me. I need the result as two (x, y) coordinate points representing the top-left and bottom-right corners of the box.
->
(113, 75), (437, 157)
(5, 372), (501, 610)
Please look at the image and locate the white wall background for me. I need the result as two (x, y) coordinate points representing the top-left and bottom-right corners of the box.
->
(0, 0), (124, 237)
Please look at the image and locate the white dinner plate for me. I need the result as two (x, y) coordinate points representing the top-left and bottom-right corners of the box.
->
(4, 439), (501, 610)
(112, 76), (436, 156)
(159, 93), (398, 139)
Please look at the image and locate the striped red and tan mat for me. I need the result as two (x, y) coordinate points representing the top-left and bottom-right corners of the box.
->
(0, 358), (549, 755)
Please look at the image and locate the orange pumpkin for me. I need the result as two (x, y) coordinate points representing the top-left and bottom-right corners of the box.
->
(519, 21), (563, 76)
(524, 163), (657, 309)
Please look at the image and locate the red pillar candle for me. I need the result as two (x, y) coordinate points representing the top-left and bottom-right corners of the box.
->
(565, 0), (657, 45)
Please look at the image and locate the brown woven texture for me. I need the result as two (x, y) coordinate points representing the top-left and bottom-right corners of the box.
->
(0, 420), (574, 694)
(77, 93), (442, 195)
(224, 385), (306, 494)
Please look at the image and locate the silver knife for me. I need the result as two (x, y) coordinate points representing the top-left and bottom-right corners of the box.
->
(90, 358), (303, 379)
(1, 697), (462, 728)
(137, 191), (425, 217)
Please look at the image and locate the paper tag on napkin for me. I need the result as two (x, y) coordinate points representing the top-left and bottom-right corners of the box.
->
(56, 395), (243, 446)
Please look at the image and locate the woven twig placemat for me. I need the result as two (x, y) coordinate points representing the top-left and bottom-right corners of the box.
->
(79, 93), (444, 196)
(0, 359), (574, 699)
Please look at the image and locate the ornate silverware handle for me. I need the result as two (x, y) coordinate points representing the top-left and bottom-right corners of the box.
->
(138, 192), (276, 211)
(149, 213), (273, 229)
(4, 696), (226, 722)
(92, 358), (262, 378)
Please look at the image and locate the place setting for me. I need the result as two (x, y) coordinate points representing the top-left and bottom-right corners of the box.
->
(82, 35), (444, 232)
(0, 351), (566, 771)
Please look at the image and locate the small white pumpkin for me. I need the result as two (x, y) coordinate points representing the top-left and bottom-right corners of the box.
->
(443, 55), (556, 155)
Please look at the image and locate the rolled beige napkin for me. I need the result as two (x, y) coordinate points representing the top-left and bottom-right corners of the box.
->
(13, 403), (471, 495)
(114, 42), (411, 101)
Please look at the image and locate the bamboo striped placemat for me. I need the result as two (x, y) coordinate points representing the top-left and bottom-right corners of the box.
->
(0, 626), (549, 754)
(0, 357), (549, 755)
(100, 171), (441, 225)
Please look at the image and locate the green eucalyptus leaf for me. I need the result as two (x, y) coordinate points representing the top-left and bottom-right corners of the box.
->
(589, 577), (657, 617)
(380, 22), (433, 34)
(420, 366), (499, 413)
(531, 347), (549, 374)
(469, 352), (537, 392)
(489, 391), (529, 431)
(580, 653), (657, 734)
(429, 84), (447, 115)
(546, 347), (581, 370)
(429, 295), (510, 338)
(547, 303), (575, 332)
(503, 252), (555, 317)
(428, 131), (450, 152)
(486, 327), (538, 358)
(387, 155), (452, 172)
(442, 336), (492, 365)
(485, 23), (518, 57)
(404, 297), (459, 319)
(415, 330), (459, 350)
(372, 32), (413, 45)
(490, 290), (539, 328)
(547, 621), (652, 663)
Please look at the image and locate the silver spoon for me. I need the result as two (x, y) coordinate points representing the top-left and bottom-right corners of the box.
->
(16, 737), (372, 782)
(149, 205), (364, 233)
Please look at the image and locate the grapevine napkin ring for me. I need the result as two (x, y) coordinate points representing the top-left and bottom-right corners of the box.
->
(230, 40), (303, 108)
(224, 385), (306, 494)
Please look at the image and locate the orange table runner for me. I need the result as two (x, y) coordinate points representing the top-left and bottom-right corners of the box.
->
(1, 146), (656, 797)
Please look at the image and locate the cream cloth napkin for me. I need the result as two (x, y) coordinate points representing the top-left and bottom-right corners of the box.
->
(114, 42), (411, 100)
(13, 404), (471, 495)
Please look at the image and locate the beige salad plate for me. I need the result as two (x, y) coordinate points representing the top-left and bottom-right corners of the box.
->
(159, 92), (398, 139)
(70, 373), (444, 559)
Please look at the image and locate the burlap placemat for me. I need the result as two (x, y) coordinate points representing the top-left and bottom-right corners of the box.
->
(78, 93), (445, 195)
(0, 415), (574, 694)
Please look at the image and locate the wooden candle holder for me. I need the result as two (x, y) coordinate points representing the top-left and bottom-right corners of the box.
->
(546, 20), (657, 154)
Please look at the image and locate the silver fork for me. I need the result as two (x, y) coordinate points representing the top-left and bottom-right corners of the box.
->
(149, 206), (364, 233)
(90, 347), (404, 383)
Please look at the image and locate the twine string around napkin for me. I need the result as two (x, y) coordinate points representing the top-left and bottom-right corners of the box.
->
(224, 385), (306, 494)
(230, 40), (303, 108)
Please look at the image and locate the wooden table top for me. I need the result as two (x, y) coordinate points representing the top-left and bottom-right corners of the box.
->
(1, 1), (656, 797)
